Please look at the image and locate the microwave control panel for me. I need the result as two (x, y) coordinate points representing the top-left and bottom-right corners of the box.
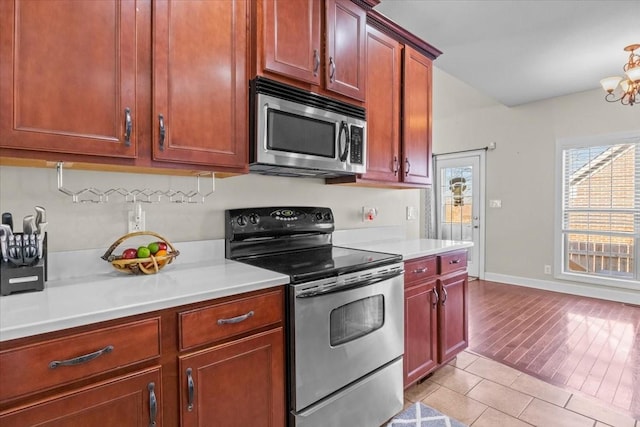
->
(350, 126), (364, 165)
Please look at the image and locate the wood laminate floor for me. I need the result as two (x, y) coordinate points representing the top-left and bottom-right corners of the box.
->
(467, 279), (640, 419)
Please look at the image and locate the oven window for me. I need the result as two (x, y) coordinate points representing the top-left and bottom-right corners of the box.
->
(329, 295), (384, 346)
(267, 109), (336, 158)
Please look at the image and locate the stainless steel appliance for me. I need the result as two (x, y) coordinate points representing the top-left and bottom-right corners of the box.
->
(249, 78), (366, 177)
(225, 207), (404, 427)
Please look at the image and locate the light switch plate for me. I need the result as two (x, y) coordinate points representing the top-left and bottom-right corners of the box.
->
(406, 206), (418, 221)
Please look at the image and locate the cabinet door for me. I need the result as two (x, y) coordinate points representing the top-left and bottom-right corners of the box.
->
(179, 328), (285, 427)
(263, 0), (321, 85)
(325, 0), (366, 101)
(438, 272), (469, 363)
(0, 0), (137, 158)
(402, 45), (433, 185)
(404, 280), (438, 388)
(361, 26), (402, 182)
(153, 0), (247, 168)
(0, 368), (162, 427)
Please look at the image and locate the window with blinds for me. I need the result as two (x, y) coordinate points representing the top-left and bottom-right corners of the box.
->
(559, 140), (639, 287)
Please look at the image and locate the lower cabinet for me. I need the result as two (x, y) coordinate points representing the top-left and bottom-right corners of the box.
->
(0, 367), (162, 427)
(403, 250), (468, 388)
(0, 286), (286, 426)
(179, 328), (285, 427)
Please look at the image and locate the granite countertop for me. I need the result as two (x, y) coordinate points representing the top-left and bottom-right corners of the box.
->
(0, 235), (472, 342)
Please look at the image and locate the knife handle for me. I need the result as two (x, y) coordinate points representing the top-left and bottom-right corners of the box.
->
(1, 212), (13, 232)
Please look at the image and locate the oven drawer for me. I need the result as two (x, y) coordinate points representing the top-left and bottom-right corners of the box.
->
(404, 256), (437, 286)
(179, 288), (283, 351)
(0, 318), (161, 402)
(438, 250), (468, 275)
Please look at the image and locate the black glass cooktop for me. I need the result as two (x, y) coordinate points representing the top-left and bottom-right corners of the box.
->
(236, 246), (401, 283)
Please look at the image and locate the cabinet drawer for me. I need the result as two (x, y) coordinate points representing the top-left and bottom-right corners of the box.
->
(404, 256), (437, 286)
(0, 318), (160, 402)
(179, 288), (283, 351)
(438, 250), (468, 275)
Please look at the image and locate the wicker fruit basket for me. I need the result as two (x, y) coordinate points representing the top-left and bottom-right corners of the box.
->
(101, 231), (179, 275)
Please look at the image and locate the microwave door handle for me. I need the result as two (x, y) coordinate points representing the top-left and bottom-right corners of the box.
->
(338, 121), (349, 162)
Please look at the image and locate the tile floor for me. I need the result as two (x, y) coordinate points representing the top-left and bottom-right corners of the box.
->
(401, 350), (639, 427)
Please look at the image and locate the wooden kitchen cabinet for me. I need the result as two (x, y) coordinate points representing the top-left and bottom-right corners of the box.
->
(179, 329), (285, 427)
(0, 286), (286, 426)
(329, 14), (441, 188)
(0, 0), (137, 159)
(0, 0), (247, 173)
(0, 368), (162, 427)
(178, 288), (285, 427)
(256, 0), (367, 102)
(403, 251), (468, 388)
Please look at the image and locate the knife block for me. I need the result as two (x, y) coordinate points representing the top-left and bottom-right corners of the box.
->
(0, 233), (47, 296)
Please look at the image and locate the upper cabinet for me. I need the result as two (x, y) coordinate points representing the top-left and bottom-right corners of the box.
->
(330, 13), (441, 188)
(0, 0), (137, 159)
(257, 0), (367, 102)
(402, 45), (433, 186)
(152, 0), (247, 168)
(0, 0), (247, 173)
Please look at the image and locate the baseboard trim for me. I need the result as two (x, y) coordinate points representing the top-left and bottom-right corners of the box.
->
(483, 272), (639, 305)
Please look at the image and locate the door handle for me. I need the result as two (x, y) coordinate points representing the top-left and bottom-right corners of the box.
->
(158, 114), (166, 151)
(393, 156), (399, 176)
(329, 57), (336, 83)
(432, 287), (439, 309)
(124, 108), (132, 147)
(441, 287), (448, 306)
(148, 382), (157, 427)
(405, 158), (411, 176)
(313, 49), (320, 76)
(186, 367), (195, 411)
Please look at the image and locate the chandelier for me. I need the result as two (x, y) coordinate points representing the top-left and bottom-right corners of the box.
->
(600, 44), (640, 106)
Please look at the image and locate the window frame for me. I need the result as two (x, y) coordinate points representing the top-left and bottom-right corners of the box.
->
(554, 131), (640, 290)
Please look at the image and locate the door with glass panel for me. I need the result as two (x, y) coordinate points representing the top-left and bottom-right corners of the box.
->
(435, 153), (484, 278)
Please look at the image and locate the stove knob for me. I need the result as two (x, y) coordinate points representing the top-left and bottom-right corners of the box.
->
(324, 212), (332, 221)
(315, 212), (323, 221)
(237, 215), (248, 226)
(249, 213), (260, 225)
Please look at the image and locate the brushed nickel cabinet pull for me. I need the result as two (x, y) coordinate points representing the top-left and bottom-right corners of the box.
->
(124, 108), (132, 147)
(48, 345), (114, 369)
(449, 259), (461, 264)
(329, 57), (336, 82)
(186, 367), (195, 411)
(148, 382), (157, 427)
(393, 156), (399, 176)
(412, 267), (428, 274)
(158, 114), (166, 151)
(441, 287), (448, 306)
(405, 158), (411, 176)
(432, 287), (439, 309)
(217, 310), (254, 325)
(313, 49), (320, 76)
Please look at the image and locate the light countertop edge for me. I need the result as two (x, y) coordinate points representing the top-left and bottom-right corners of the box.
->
(0, 238), (471, 342)
(0, 259), (288, 342)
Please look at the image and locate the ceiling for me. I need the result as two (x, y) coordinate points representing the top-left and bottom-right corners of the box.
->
(374, 0), (640, 107)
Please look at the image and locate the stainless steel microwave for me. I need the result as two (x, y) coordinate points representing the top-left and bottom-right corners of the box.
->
(249, 77), (366, 177)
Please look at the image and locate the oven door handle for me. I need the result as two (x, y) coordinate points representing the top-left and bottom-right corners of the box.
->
(295, 270), (404, 298)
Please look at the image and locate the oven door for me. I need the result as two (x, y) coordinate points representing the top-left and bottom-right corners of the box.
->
(289, 263), (404, 411)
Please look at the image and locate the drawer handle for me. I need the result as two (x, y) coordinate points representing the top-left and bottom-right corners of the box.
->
(449, 259), (461, 264)
(412, 267), (428, 274)
(441, 287), (448, 306)
(186, 368), (195, 412)
(432, 287), (439, 309)
(148, 382), (157, 427)
(217, 310), (254, 325)
(48, 345), (114, 369)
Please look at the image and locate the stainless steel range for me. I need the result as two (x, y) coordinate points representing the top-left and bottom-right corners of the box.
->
(225, 207), (404, 427)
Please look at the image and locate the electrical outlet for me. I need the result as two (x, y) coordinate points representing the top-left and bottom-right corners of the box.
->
(489, 199), (502, 208)
(362, 207), (378, 222)
(406, 206), (418, 221)
(128, 204), (146, 233)
(544, 265), (551, 275)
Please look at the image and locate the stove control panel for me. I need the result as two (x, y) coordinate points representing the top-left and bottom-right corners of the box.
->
(225, 206), (335, 239)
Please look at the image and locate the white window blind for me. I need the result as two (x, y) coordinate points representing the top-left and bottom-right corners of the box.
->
(559, 140), (639, 287)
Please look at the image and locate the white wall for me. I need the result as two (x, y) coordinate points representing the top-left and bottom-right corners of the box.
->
(432, 67), (639, 299)
(0, 166), (421, 251)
